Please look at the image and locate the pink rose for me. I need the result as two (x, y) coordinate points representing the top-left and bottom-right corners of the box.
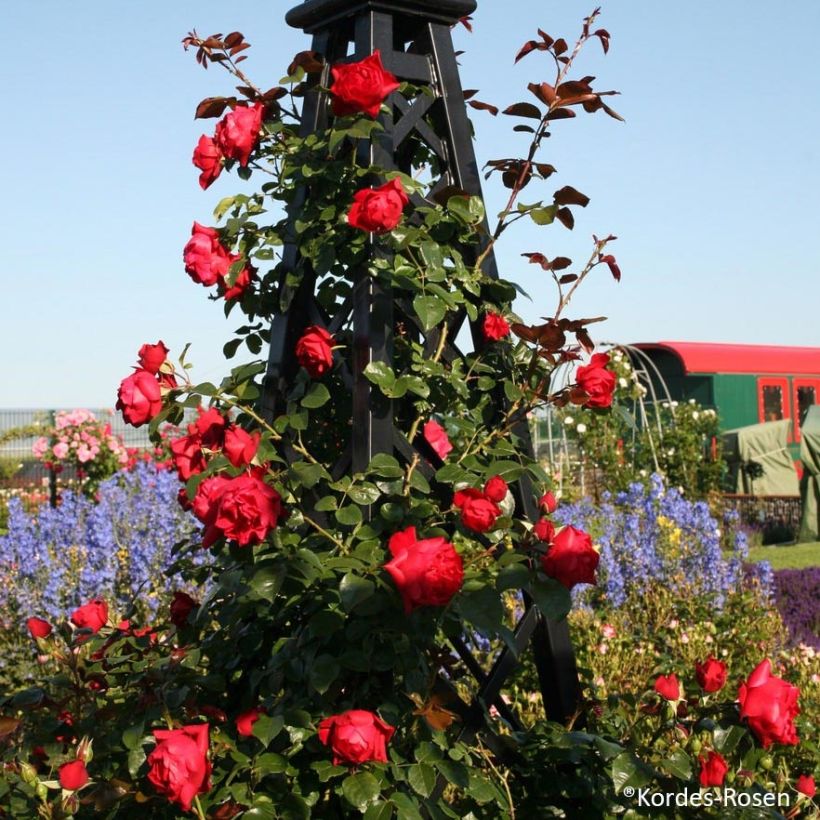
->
(192, 135), (223, 189)
(117, 370), (162, 427)
(384, 526), (463, 613)
(423, 419), (452, 460)
(348, 179), (408, 234)
(318, 710), (395, 766)
(214, 102), (264, 166)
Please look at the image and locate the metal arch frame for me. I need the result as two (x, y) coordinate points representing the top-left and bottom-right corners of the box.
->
(260, 0), (581, 750)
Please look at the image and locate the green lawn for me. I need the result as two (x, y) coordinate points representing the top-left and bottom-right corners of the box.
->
(746, 542), (820, 570)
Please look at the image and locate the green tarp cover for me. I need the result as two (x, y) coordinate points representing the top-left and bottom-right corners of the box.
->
(799, 405), (820, 542)
(722, 419), (800, 496)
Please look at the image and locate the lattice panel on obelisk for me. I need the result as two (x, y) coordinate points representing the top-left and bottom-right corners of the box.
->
(260, 0), (581, 748)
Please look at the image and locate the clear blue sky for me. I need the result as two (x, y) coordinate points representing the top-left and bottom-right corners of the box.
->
(3, 0), (819, 408)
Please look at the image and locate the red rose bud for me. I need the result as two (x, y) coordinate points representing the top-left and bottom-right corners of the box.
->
(193, 407), (228, 451)
(796, 775), (816, 798)
(738, 659), (800, 747)
(695, 657), (728, 693)
(70, 599), (109, 634)
(654, 674), (681, 702)
(698, 751), (729, 787)
(540, 525), (599, 589)
(147, 724), (211, 812)
(576, 352), (617, 409)
(538, 491), (557, 514)
(214, 102), (264, 167)
(58, 760), (89, 791)
(384, 526), (464, 613)
(295, 326), (335, 378)
(453, 487), (501, 533)
(218, 262), (254, 301)
(318, 710), (395, 766)
(192, 134), (223, 190)
(422, 419), (452, 460)
(235, 707), (263, 738)
(183, 222), (234, 288)
(26, 617), (52, 640)
(533, 518), (555, 543)
(482, 312), (510, 342)
(330, 50), (400, 118)
(195, 471), (283, 549)
(224, 426), (260, 468)
(483, 475), (508, 503)
(138, 341), (170, 375)
(170, 591), (198, 628)
(117, 370), (162, 428)
(348, 178), (408, 234)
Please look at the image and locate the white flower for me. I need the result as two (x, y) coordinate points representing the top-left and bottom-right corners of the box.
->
(637, 385), (647, 396)
(692, 411), (700, 420)
(619, 377), (628, 388)
(622, 361), (631, 371)
(639, 469), (648, 477)
(671, 401), (679, 408)
(662, 401), (670, 409)
(689, 398), (696, 405)
(563, 416), (575, 426)
(576, 423), (587, 434)
(667, 448), (676, 457)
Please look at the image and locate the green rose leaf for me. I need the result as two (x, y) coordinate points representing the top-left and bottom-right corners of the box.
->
(340, 573), (375, 612)
(407, 762), (437, 798)
(662, 749), (692, 781)
(301, 383), (331, 408)
(528, 575), (572, 621)
(341, 772), (381, 811)
(611, 752), (654, 793)
(413, 295), (447, 331)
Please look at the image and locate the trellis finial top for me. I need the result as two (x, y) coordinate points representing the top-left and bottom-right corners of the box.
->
(286, 0), (477, 30)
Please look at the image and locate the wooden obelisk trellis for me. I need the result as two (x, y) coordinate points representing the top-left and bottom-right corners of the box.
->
(260, 0), (581, 739)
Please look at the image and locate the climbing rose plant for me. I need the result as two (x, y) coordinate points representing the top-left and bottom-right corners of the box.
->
(12, 11), (793, 820)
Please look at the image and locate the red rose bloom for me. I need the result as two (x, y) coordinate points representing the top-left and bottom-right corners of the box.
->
(423, 419), (452, 460)
(193, 407), (228, 451)
(698, 751), (729, 787)
(170, 591), (198, 628)
(70, 599), (109, 634)
(318, 710), (395, 766)
(482, 312), (510, 342)
(695, 657), (728, 693)
(195, 471), (283, 549)
(533, 518), (555, 543)
(170, 433), (207, 481)
(384, 526), (464, 613)
(214, 102), (264, 166)
(796, 775), (816, 798)
(576, 353), (616, 409)
(235, 707), (263, 738)
(538, 491), (557, 514)
(540, 526), (598, 589)
(183, 223), (233, 287)
(453, 487), (501, 533)
(58, 760), (89, 791)
(738, 659), (800, 747)
(192, 134), (223, 189)
(117, 370), (162, 428)
(483, 475), (508, 503)
(147, 724), (211, 812)
(26, 617), (52, 640)
(295, 326), (335, 378)
(654, 673), (681, 701)
(348, 178), (409, 234)
(330, 51), (400, 118)
(135, 341), (168, 376)
(224, 426), (260, 468)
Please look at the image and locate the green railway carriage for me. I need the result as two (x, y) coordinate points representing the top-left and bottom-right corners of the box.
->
(631, 342), (820, 461)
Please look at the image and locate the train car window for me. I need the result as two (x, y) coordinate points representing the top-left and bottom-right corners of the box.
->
(762, 385), (784, 421)
(797, 386), (816, 426)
